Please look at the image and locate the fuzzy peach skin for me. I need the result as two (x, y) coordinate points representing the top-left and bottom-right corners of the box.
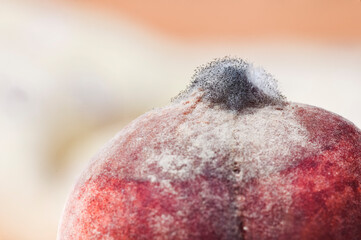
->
(58, 58), (361, 240)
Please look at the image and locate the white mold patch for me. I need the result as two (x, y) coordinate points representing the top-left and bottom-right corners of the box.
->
(135, 99), (319, 182)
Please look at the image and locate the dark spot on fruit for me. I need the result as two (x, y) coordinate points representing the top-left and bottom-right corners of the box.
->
(237, 217), (246, 240)
(322, 145), (335, 151)
(232, 162), (241, 174)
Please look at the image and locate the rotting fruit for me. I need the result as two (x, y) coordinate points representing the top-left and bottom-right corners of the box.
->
(58, 58), (361, 240)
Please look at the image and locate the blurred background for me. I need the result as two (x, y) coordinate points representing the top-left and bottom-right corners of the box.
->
(0, 0), (360, 239)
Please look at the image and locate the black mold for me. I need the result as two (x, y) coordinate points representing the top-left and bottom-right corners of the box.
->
(175, 57), (285, 111)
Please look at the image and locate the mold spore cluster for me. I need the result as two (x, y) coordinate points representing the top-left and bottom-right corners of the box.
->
(177, 57), (285, 111)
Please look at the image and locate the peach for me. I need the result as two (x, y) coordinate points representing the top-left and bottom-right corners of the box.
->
(58, 58), (361, 240)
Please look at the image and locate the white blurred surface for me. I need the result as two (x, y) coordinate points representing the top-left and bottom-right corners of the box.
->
(0, 1), (360, 240)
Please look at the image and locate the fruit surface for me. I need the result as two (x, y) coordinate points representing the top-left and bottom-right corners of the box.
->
(58, 58), (361, 240)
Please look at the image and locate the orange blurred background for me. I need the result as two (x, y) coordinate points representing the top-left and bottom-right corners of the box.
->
(1, 1), (360, 239)
(66, 0), (361, 42)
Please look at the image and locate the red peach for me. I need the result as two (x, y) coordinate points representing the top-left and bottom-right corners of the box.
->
(58, 58), (361, 240)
